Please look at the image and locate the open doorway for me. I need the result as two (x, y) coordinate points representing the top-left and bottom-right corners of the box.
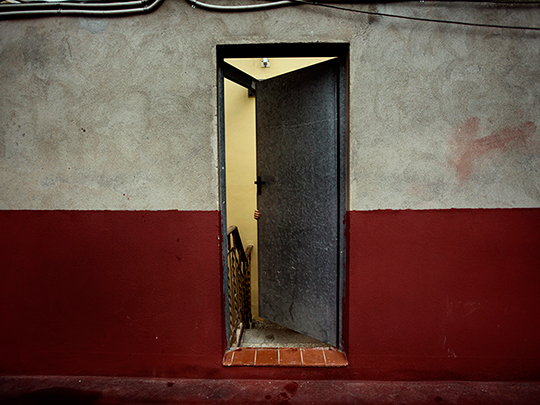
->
(218, 44), (348, 353)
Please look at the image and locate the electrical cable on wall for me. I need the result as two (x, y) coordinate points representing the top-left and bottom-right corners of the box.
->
(0, 0), (539, 29)
(185, 0), (540, 31)
(186, 0), (297, 11)
(0, 0), (164, 18)
(292, 0), (540, 30)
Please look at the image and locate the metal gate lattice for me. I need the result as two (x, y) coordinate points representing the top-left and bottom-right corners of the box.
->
(227, 225), (252, 347)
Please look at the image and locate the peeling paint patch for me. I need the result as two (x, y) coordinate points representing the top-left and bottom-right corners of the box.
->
(448, 118), (537, 183)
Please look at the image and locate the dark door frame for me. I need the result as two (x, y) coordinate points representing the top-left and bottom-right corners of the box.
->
(217, 43), (349, 350)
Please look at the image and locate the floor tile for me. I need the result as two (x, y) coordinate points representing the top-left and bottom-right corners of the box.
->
(222, 350), (234, 367)
(279, 348), (302, 366)
(322, 348), (348, 367)
(255, 348), (279, 366)
(301, 348), (326, 366)
(231, 348), (255, 366)
(226, 347), (347, 367)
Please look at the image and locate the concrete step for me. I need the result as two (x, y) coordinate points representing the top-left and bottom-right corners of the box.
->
(241, 319), (331, 348)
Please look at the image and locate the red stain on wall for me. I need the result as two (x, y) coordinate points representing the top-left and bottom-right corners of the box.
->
(448, 118), (537, 183)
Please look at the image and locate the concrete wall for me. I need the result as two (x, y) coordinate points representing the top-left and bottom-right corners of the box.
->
(1, 3), (539, 211)
(1, 1), (539, 380)
(351, 4), (540, 210)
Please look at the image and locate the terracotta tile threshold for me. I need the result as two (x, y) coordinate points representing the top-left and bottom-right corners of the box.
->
(223, 347), (348, 367)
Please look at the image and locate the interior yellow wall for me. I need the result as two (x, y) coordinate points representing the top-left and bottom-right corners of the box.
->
(224, 57), (334, 318)
(225, 78), (259, 316)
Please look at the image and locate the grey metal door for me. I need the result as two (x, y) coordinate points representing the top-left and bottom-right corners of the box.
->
(256, 59), (340, 346)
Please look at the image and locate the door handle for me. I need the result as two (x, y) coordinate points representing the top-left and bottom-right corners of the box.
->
(255, 176), (266, 195)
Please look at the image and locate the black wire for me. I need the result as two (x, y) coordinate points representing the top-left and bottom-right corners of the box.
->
(293, 0), (540, 31)
(418, 0), (540, 3)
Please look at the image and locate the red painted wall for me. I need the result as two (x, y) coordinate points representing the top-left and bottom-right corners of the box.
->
(0, 209), (539, 380)
(347, 209), (540, 381)
(0, 211), (224, 377)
